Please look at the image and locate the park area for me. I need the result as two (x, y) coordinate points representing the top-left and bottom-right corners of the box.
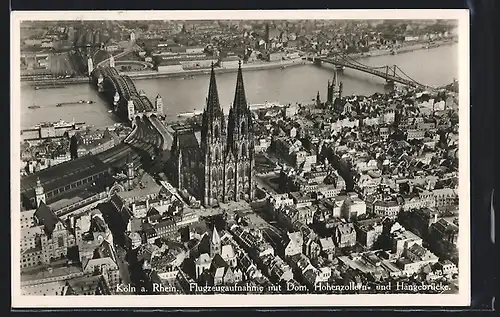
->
(116, 61), (153, 72)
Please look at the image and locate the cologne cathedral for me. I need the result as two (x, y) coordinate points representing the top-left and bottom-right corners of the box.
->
(169, 62), (255, 207)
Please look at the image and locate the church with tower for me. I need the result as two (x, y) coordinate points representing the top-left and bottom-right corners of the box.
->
(315, 70), (344, 109)
(193, 226), (240, 286)
(169, 62), (255, 207)
(326, 70), (343, 107)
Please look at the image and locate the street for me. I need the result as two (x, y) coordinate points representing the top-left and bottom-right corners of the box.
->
(114, 245), (134, 295)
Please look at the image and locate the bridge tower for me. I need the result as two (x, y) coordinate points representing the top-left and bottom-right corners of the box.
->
(384, 65), (396, 88)
(155, 94), (163, 116)
(97, 74), (104, 92)
(87, 57), (94, 76)
(339, 81), (343, 99)
(35, 177), (46, 207)
(113, 91), (120, 111)
(127, 99), (135, 122)
(109, 55), (115, 68)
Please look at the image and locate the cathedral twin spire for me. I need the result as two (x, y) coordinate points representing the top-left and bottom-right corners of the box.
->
(232, 60), (248, 114)
(206, 62), (223, 119)
(202, 61), (251, 145)
(205, 61), (248, 116)
(201, 63), (225, 144)
(200, 61), (255, 206)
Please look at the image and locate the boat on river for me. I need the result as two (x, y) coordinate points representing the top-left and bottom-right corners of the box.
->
(177, 110), (203, 118)
(249, 101), (285, 111)
(28, 104), (40, 109)
(56, 100), (95, 107)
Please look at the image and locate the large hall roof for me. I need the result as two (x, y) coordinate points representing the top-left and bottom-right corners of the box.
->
(21, 155), (108, 197)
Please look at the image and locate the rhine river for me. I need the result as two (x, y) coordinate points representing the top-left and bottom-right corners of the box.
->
(20, 44), (458, 129)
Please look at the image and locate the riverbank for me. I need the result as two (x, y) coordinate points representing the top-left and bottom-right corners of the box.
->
(348, 40), (457, 60)
(22, 76), (89, 86)
(21, 59), (307, 85)
(128, 59), (307, 80)
(21, 40), (456, 86)
(22, 44), (457, 130)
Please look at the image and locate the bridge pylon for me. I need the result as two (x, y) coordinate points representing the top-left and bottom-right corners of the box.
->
(87, 57), (94, 77)
(384, 65), (397, 89)
(97, 74), (104, 93)
(384, 65), (397, 82)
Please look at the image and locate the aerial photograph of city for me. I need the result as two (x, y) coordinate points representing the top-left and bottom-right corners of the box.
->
(16, 16), (462, 299)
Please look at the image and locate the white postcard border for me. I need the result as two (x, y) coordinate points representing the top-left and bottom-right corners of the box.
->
(11, 9), (470, 308)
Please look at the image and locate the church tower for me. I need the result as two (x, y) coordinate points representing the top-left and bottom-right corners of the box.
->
(35, 177), (46, 207)
(327, 80), (333, 105)
(201, 63), (226, 207)
(332, 70), (338, 89)
(210, 226), (221, 257)
(155, 94), (163, 116)
(226, 61), (255, 202)
(332, 70), (341, 99)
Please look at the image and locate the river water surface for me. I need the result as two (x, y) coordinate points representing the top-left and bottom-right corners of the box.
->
(20, 44), (458, 129)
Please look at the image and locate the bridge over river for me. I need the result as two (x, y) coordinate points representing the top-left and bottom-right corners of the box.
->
(21, 59), (174, 210)
(313, 52), (438, 90)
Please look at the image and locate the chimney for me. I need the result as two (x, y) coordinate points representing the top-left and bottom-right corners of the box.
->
(146, 199), (150, 211)
(433, 213), (438, 224)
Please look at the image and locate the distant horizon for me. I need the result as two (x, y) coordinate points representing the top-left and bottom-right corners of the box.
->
(20, 19), (459, 25)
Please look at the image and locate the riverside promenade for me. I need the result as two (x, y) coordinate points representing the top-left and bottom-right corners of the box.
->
(125, 58), (308, 80)
(22, 39), (456, 85)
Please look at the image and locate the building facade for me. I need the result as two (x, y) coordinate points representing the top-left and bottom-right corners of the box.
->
(170, 62), (255, 207)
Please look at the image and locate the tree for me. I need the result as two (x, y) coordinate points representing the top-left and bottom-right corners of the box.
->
(151, 56), (163, 70)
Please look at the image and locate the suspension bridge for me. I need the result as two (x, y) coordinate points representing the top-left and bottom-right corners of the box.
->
(314, 53), (435, 90)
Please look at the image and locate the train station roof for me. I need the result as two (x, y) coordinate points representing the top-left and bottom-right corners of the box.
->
(21, 155), (108, 198)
